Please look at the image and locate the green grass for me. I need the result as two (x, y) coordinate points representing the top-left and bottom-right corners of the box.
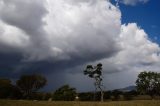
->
(0, 100), (160, 106)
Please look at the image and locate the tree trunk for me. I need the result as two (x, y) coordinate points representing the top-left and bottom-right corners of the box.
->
(100, 87), (104, 102)
(101, 90), (104, 102)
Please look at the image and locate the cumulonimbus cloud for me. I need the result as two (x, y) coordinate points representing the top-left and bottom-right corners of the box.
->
(0, 0), (121, 62)
(101, 23), (160, 74)
(0, 0), (159, 91)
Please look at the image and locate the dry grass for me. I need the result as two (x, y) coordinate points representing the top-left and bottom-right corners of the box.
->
(0, 100), (160, 106)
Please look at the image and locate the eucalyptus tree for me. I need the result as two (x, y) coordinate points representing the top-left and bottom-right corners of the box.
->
(136, 71), (160, 98)
(84, 63), (104, 101)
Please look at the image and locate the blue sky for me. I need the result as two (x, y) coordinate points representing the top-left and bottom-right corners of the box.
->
(118, 0), (160, 43)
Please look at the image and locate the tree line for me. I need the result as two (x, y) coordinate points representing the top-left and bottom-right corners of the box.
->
(0, 71), (160, 101)
(0, 74), (48, 100)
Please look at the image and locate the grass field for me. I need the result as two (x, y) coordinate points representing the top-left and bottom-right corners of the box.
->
(0, 100), (160, 106)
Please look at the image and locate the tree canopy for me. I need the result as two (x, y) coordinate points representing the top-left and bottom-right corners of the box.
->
(136, 71), (160, 98)
(16, 74), (47, 99)
(52, 85), (76, 101)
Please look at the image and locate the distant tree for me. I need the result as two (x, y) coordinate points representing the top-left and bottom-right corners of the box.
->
(120, 90), (138, 101)
(78, 92), (94, 101)
(136, 71), (160, 98)
(53, 85), (76, 101)
(16, 74), (47, 99)
(10, 85), (22, 99)
(43, 92), (52, 100)
(111, 90), (122, 101)
(0, 78), (13, 98)
(104, 91), (112, 100)
(0, 78), (22, 99)
(123, 92), (133, 100)
(83, 63), (104, 101)
(127, 90), (138, 96)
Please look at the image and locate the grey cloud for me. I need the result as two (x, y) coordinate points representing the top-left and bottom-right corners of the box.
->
(0, 0), (122, 91)
(0, 0), (53, 61)
(0, 0), (47, 34)
(0, 0), (121, 62)
(0, 0), (160, 91)
(43, 0), (121, 61)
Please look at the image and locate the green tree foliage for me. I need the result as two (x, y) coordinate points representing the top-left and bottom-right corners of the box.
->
(16, 74), (47, 99)
(52, 85), (76, 101)
(0, 78), (22, 99)
(136, 71), (160, 98)
(84, 63), (102, 78)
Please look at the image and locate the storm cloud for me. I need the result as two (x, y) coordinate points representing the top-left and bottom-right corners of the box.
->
(0, 0), (160, 91)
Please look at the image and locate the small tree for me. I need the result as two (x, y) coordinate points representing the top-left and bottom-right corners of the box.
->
(136, 71), (160, 98)
(83, 63), (104, 101)
(53, 85), (76, 101)
(16, 74), (47, 99)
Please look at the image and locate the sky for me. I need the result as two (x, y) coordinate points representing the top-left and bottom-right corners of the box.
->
(0, 0), (160, 92)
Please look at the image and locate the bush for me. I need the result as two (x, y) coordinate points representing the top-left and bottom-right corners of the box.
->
(52, 85), (76, 101)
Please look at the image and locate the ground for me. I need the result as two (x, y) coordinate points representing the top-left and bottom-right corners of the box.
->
(0, 100), (160, 106)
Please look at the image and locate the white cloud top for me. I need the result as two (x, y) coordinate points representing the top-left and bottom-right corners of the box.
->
(0, 0), (121, 61)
